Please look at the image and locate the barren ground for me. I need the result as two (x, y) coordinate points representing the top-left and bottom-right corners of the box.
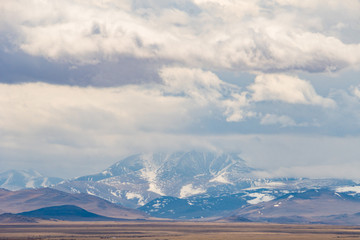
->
(1, 221), (360, 240)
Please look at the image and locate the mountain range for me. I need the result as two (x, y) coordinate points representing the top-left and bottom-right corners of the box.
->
(225, 189), (360, 225)
(0, 169), (63, 190)
(2, 151), (360, 224)
(55, 152), (255, 208)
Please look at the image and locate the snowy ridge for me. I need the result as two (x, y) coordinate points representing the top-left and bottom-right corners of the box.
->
(0, 170), (63, 191)
(55, 151), (254, 207)
(53, 151), (360, 213)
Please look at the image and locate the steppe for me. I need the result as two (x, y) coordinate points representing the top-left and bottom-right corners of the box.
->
(1, 221), (360, 240)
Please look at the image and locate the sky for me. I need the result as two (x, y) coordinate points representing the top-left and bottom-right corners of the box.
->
(1, 0), (360, 179)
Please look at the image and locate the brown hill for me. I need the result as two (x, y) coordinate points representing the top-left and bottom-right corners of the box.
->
(0, 188), (147, 219)
(0, 213), (38, 223)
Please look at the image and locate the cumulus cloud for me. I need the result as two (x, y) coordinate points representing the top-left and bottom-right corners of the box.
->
(160, 67), (252, 122)
(1, 0), (360, 73)
(249, 74), (335, 107)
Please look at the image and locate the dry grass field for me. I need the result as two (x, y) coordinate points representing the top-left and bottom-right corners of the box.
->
(1, 221), (360, 240)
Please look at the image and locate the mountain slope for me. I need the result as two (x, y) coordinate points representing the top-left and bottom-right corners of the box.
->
(0, 188), (147, 219)
(225, 189), (360, 225)
(55, 151), (254, 207)
(19, 205), (119, 221)
(0, 170), (63, 190)
(54, 151), (359, 211)
(0, 213), (38, 223)
(139, 193), (249, 219)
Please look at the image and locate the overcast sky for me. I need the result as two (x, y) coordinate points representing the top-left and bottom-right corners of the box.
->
(1, 0), (360, 179)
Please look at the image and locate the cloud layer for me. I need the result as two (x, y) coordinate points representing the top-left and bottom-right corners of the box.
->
(2, 0), (360, 73)
(1, 1), (360, 178)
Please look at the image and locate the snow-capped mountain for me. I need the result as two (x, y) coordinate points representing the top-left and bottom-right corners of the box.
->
(55, 151), (255, 207)
(54, 151), (359, 213)
(5, 152), (360, 224)
(139, 179), (358, 220)
(225, 189), (360, 225)
(0, 170), (63, 191)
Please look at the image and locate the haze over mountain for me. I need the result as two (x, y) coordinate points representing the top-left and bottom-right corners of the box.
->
(0, 170), (63, 191)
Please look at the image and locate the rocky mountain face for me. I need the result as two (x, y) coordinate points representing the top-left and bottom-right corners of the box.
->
(55, 151), (255, 208)
(0, 169), (63, 191)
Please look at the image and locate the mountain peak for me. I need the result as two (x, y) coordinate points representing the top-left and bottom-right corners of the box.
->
(0, 169), (63, 191)
(57, 151), (254, 208)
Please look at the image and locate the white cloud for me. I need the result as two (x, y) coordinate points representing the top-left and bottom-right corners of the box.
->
(160, 67), (252, 122)
(0, 82), (195, 155)
(350, 85), (360, 99)
(1, 0), (360, 180)
(260, 114), (296, 127)
(249, 74), (335, 107)
(1, 0), (360, 73)
(160, 67), (223, 104)
(0, 67), (252, 157)
(253, 164), (360, 179)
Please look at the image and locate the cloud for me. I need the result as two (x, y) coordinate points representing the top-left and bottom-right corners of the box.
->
(1, 0), (360, 180)
(260, 114), (296, 127)
(253, 164), (360, 179)
(0, 67), (251, 156)
(1, 0), (360, 74)
(249, 74), (335, 107)
(350, 85), (360, 99)
(160, 67), (252, 122)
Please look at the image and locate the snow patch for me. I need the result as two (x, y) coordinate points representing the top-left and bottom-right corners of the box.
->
(102, 170), (113, 176)
(126, 192), (145, 206)
(334, 192), (342, 198)
(86, 189), (96, 196)
(247, 193), (275, 204)
(246, 181), (285, 190)
(209, 173), (232, 184)
(41, 177), (49, 187)
(336, 186), (360, 194)
(110, 190), (121, 197)
(70, 187), (80, 193)
(25, 180), (35, 188)
(148, 182), (164, 196)
(179, 184), (206, 198)
(140, 154), (165, 196)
